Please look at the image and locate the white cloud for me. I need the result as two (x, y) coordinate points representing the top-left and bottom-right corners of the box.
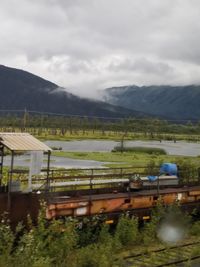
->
(1, 0), (200, 98)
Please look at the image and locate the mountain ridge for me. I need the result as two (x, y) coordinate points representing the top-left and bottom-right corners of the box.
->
(103, 85), (200, 120)
(0, 65), (145, 118)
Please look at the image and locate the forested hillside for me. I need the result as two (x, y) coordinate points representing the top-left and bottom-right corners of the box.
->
(103, 85), (200, 120)
(0, 65), (144, 118)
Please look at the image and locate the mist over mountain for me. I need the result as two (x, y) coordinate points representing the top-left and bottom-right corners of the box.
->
(0, 65), (145, 118)
(103, 85), (200, 120)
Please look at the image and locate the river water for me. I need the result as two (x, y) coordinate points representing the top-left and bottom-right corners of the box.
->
(3, 140), (200, 169)
(44, 140), (200, 156)
(3, 154), (106, 169)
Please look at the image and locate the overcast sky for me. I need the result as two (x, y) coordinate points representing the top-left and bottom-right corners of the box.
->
(1, 0), (200, 98)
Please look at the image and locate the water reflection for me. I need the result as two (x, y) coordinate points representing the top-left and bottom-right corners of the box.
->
(3, 140), (200, 169)
(45, 140), (118, 152)
(3, 154), (106, 169)
(45, 140), (200, 156)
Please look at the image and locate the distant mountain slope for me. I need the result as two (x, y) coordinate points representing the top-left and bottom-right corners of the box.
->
(103, 85), (200, 120)
(0, 65), (145, 118)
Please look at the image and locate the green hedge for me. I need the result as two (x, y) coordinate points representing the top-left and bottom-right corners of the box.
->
(112, 146), (167, 155)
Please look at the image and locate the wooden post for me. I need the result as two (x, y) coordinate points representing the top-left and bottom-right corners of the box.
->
(46, 150), (51, 191)
(0, 146), (4, 186)
(90, 169), (94, 190)
(22, 108), (27, 131)
(157, 176), (160, 196)
(8, 151), (14, 211)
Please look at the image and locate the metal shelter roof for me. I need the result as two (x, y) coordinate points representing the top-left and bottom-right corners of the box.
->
(0, 133), (51, 151)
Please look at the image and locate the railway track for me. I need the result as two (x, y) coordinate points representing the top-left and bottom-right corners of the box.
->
(123, 241), (200, 267)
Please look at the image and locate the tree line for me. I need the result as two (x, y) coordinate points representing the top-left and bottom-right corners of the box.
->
(0, 110), (200, 138)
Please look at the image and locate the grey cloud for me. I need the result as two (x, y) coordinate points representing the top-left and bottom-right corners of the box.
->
(108, 57), (174, 75)
(1, 0), (200, 98)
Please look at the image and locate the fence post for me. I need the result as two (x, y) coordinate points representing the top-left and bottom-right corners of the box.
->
(90, 169), (94, 190)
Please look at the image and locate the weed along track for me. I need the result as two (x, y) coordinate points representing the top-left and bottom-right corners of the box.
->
(123, 241), (200, 267)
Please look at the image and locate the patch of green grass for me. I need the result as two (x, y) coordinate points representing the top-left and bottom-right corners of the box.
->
(52, 151), (200, 168)
(113, 146), (167, 155)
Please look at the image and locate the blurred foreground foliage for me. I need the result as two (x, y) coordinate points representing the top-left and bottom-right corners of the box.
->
(0, 201), (199, 267)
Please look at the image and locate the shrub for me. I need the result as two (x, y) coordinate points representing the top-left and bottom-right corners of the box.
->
(146, 159), (158, 176)
(112, 146), (167, 155)
(114, 215), (139, 246)
(0, 214), (15, 266)
(190, 221), (200, 236)
(78, 243), (115, 267)
(142, 200), (167, 245)
(14, 208), (78, 267)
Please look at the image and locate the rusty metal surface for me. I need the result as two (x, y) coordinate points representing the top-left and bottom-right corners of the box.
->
(0, 185), (200, 225)
(0, 132), (51, 151)
(46, 185), (200, 219)
(189, 190), (200, 196)
(48, 186), (200, 203)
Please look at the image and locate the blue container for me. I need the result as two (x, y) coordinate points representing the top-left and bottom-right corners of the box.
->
(160, 163), (178, 176)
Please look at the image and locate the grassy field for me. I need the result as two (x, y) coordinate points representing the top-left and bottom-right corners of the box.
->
(52, 150), (200, 168)
(32, 129), (200, 142)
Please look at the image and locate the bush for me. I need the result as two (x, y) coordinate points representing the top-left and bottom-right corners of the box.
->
(175, 159), (198, 183)
(112, 146), (167, 155)
(0, 214), (15, 266)
(77, 223), (116, 267)
(142, 200), (168, 245)
(190, 221), (200, 236)
(78, 243), (115, 267)
(146, 159), (158, 176)
(13, 208), (78, 267)
(0, 202), (197, 267)
(114, 215), (139, 246)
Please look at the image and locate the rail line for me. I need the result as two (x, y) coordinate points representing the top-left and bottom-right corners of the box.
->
(123, 240), (200, 267)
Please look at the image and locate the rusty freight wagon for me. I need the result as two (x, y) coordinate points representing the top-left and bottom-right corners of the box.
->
(0, 132), (199, 226)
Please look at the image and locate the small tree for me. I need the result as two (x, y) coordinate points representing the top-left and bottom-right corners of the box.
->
(114, 214), (139, 246)
(0, 214), (15, 266)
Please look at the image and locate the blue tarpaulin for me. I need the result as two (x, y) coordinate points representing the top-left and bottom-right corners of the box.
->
(147, 175), (158, 182)
(160, 163), (178, 176)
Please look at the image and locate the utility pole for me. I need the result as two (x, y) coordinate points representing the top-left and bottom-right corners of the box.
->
(23, 108), (28, 130)
(23, 108), (26, 130)
(120, 133), (126, 153)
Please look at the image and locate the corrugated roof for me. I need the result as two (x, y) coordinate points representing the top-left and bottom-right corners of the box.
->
(0, 133), (51, 151)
